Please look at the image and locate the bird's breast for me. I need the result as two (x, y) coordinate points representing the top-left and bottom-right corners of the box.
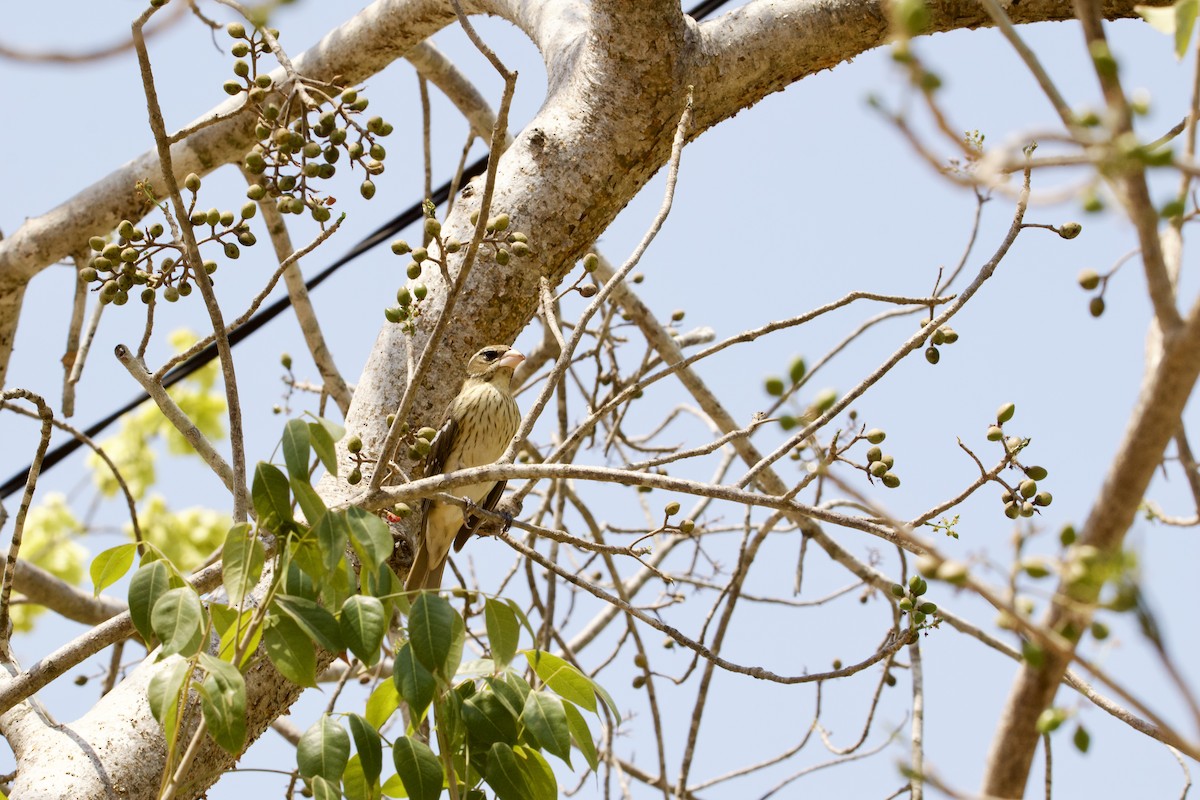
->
(444, 383), (521, 472)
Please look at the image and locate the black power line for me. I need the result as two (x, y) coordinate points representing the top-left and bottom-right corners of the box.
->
(0, 155), (489, 500)
(1, 0), (733, 502)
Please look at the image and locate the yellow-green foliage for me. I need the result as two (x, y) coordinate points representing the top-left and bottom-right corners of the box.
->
(15, 493), (86, 631)
(134, 495), (229, 571)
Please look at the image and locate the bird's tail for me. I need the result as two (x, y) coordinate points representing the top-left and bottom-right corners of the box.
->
(404, 540), (446, 592)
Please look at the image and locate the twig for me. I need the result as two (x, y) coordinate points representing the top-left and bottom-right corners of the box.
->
(0, 390), (54, 656)
(115, 344), (237, 496)
(0, 401), (143, 544)
(132, 5), (249, 522)
(240, 167), (352, 415)
(61, 252), (90, 417)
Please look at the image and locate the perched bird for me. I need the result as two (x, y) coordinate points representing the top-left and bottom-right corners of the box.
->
(404, 344), (525, 592)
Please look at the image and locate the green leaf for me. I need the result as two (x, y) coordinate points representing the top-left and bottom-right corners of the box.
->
(129, 560), (172, 645)
(213, 605), (260, 667)
(408, 593), (456, 676)
(392, 736), (443, 800)
(514, 745), (557, 800)
(285, 561), (317, 600)
(90, 543), (137, 595)
(485, 597), (520, 668)
(488, 673), (528, 722)
(309, 775), (339, 800)
(221, 523), (264, 607)
(147, 657), (190, 734)
(1139, 0), (1199, 57)
(463, 689), (520, 748)
(590, 676), (621, 722)
(274, 595), (345, 653)
(282, 418), (312, 482)
(482, 742), (532, 800)
(444, 612), (466, 680)
(393, 643), (436, 722)
(151, 587), (205, 658)
(347, 506), (392, 569)
(308, 418), (344, 477)
(563, 701), (598, 771)
(524, 650), (595, 712)
(1179, 0), (1200, 58)
(252, 461), (293, 534)
(365, 678), (399, 729)
(347, 713), (383, 786)
(313, 510), (351, 575)
(298, 714), (351, 782)
(264, 612), (318, 687)
(291, 475), (327, 528)
(342, 753), (377, 800)
(198, 653), (247, 754)
(340, 595), (386, 666)
(522, 691), (572, 764)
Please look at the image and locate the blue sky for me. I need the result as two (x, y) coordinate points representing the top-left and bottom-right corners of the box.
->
(2, 2), (1198, 798)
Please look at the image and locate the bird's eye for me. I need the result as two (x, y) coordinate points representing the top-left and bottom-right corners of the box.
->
(483, 350), (499, 361)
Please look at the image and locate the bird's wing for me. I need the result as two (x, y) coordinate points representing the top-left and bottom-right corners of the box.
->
(424, 414), (458, 482)
(405, 414), (459, 592)
(453, 479), (507, 552)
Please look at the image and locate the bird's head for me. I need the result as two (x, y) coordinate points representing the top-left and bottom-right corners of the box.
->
(464, 344), (525, 385)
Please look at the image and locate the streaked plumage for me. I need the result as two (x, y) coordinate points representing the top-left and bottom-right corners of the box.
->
(404, 345), (524, 592)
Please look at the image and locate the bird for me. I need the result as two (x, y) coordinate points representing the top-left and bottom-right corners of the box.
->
(404, 344), (525, 592)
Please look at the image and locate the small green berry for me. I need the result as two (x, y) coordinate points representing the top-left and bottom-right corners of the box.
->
(789, 357), (807, 384)
(1077, 269), (1101, 290)
(997, 402), (1016, 424)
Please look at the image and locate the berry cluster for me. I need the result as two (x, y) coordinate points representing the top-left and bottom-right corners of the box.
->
(385, 209), (532, 333)
(81, 174), (256, 305)
(922, 321), (959, 365)
(986, 402), (1053, 519)
(225, 23), (393, 220)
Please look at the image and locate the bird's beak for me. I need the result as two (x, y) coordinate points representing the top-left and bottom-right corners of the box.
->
(499, 349), (525, 369)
